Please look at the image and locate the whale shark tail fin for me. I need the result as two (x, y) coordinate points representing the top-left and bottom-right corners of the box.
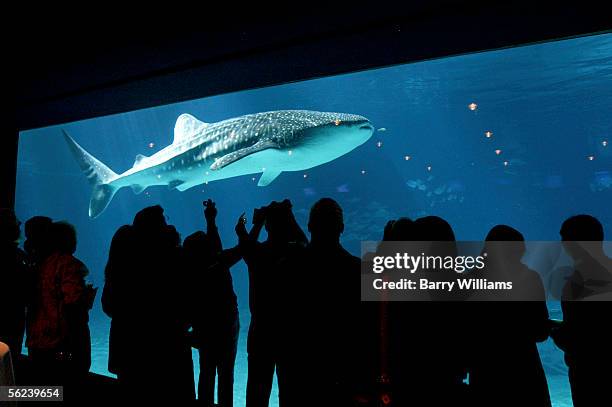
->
(62, 130), (120, 218)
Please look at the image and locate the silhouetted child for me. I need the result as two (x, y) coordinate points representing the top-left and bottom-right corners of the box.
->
(184, 199), (242, 407)
(468, 225), (551, 407)
(0, 209), (28, 364)
(551, 215), (612, 407)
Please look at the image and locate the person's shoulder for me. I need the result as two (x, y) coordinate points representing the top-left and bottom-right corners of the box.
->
(561, 270), (585, 301)
(338, 246), (360, 268)
(523, 266), (545, 284)
(338, 245), (358, 258)
(604, 256), (612, 274)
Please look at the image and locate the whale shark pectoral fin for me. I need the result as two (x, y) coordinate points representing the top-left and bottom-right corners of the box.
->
(131, 184), (146, 194)
(210, 140), (278, 171)
(176, 180), (199, 192)
(258, 170), (282, 186)
(168, 180), (185, 190)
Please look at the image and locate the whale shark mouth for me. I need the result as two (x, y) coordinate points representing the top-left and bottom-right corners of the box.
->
(360, 123), (375, 131)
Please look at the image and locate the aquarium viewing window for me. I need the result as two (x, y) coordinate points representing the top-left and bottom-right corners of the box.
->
(16, 32), (612, 406)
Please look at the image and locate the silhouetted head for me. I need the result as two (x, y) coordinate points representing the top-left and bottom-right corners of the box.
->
(414, 216), (456, 241)
(0, 208), (20, 245)
(52, 221), (78, 255)
(308, 198), (344, 245)
(389, 217), (414, 241)
(486, 224), (525, 242)
(164, 225), (181, 248)
(560, 214), (605, 260)
(415, 216), (457, 257)
(264, 199), (307, 244)
(24, 215), (53, 260)
(184, 231), (216, 263)
(133, 205), (167, 234)
(561, 215), (604, 241)
(484, 224), (526, 262)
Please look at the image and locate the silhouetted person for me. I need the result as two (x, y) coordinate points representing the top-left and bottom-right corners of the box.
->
(26, 221), (95, 401)
(280, 198), (362, 406)
(184, 199), (242, 407)
(0, 209), (28, 363)
(551, 215), (612, 407)
(390, 216), (468, 406)
(468, 225), (551, 407)
(363, 217), (416, 406)
(23, 216), (53, 270)
(240, 199), (307, 407)
(101, 224), (135, 379)
(115, 205), (195, 402)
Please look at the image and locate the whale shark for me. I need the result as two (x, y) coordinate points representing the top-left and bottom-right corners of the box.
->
(63, 110), (374, 218)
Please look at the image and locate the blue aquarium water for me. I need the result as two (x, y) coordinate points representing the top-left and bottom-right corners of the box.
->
(16, 33), (612, 406)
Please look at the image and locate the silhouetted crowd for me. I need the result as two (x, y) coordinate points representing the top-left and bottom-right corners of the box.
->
(1, 200), (611, 406)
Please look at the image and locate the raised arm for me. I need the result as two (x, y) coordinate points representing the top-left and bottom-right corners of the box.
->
(204, 199), (223, 253)
(235, 212), (260, 267)
(249, 206), (266, 241)
(217, 245), (243, 269)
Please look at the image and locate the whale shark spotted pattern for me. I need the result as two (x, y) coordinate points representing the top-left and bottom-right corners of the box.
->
(63, 110), (374, 218)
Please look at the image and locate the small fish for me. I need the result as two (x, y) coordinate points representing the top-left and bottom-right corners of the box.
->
(591, 171), (612, 191)
(377, 127), (387, 132)
(406, 179), (425, 189)
(447, 181), (465, 193)
(406, 180), (419, 189)
(336, 184), (350, 193)
(433, 185), (446, 195)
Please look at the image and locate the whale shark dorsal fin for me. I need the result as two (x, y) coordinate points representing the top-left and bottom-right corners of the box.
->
(210, 140), (278, 171)
(133, 154), (148, 167)
(174, 113), (208, 144)
(258, 170), (282, 186)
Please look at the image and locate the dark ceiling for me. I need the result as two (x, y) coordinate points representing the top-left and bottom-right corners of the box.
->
(13, 1), (611, 130)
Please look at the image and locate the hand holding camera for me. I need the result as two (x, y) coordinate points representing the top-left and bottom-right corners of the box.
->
(203, 199), (217, 222)
(235, 212), (248, 240)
